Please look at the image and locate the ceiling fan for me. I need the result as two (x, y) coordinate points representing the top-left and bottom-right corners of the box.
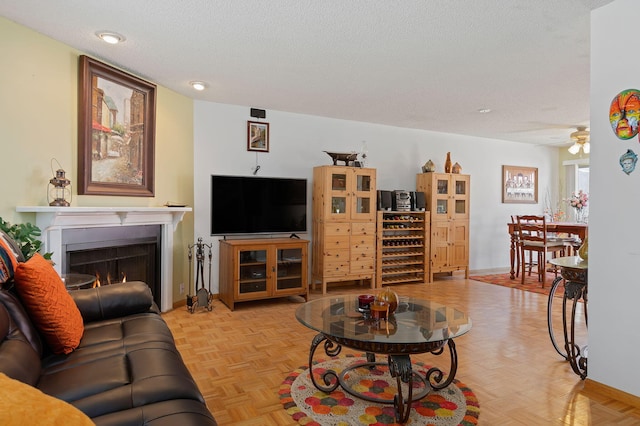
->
(568, 126), (590, 154)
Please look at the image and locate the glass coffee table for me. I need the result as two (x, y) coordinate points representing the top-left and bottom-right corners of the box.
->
(295, 294), (472, 423)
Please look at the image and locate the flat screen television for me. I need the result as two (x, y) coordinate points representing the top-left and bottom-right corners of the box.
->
(211, 175), (307, 235)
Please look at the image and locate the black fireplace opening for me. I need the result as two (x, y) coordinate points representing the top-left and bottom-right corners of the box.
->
(62, 225), (161, 307)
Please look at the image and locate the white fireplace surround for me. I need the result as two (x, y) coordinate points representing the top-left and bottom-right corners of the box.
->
(16, 206), (191, 312)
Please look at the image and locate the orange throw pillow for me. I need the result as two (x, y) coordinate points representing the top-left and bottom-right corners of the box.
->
(14, 253), (84, 354)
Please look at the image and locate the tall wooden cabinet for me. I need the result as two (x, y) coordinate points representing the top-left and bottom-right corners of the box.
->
(376, 211), (430, 287)
(219, 238), (308, 310)
(416, 173), (470, 282)
(312, 166), (377, 294)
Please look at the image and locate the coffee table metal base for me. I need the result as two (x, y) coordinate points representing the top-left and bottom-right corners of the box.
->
(307, 333), (458, 424)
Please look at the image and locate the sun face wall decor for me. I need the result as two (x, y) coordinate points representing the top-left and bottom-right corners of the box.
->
(610, 89), (640, 140)
(610, 89), (640, 175)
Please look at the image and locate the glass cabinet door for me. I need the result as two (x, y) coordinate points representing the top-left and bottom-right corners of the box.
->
(451, 175), (470, 219)
(329, 172), (348, 217)
(322, 167), (376, 221)
(351, 169), (375, 220)
(275, 247), (303, 292)
(432, 176), (449, 219)
(238, 249), (268, 296)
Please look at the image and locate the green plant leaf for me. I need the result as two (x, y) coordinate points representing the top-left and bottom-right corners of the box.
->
(0, 217), (52, 260)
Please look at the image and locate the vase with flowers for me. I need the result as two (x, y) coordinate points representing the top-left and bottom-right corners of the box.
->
(567, 190), (588, 223)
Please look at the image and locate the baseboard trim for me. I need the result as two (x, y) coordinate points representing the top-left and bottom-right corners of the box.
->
(584, 378), (640, 409)
(172, 293), (219, 310)
(468, 267), (510, 275)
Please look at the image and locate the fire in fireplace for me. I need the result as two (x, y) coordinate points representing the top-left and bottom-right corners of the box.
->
(61, 225), (161, 306)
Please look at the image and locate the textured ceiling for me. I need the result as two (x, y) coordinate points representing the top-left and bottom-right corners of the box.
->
(0, 0), (614, 146)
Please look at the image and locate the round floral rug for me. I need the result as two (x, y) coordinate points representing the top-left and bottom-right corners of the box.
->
(279, 355), (479, 425)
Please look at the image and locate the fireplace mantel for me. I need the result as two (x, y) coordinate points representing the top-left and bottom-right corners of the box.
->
(16, 206), (192, 312)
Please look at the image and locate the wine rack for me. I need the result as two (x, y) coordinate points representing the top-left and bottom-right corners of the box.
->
(376, 211), (430, 287)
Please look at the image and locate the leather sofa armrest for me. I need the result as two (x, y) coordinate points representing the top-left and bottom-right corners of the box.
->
(70, 281), (154, 323)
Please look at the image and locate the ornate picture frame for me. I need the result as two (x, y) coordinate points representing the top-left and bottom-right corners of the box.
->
(502, 165), (538, 204)
(247, 121), (269, 152)
(78, 55), (156, 196)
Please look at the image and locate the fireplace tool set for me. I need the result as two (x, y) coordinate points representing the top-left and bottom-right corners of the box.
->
(187, 237), (214, 313)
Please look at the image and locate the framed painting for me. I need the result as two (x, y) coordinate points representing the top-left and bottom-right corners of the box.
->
(247, 121), (269, 152)
(502, 165), (538, 204)
(78, 55), (156, 196)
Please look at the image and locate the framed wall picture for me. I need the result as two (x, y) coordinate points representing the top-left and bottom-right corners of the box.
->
(502, 165), (538, 204)
(247, 121), (269, 152)
(78, 55), (156, 196)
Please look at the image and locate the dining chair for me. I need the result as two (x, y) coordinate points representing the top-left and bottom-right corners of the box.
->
(510, 215), (531, 278)
(516, 215), (566, 287)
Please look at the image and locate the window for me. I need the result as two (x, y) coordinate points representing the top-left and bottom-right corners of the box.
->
(563, 159), (589, 222)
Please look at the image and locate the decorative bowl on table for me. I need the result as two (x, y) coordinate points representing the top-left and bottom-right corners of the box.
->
(324, 151), (358, 165)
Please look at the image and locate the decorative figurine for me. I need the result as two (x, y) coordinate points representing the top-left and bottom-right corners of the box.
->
(422, 159), (435, 173)
(619, 149), (638, 175)
(444, 152), (452, 173)
(452, 162), (462, 174)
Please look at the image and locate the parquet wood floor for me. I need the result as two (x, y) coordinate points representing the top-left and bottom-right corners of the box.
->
(162, 277), (640, 425)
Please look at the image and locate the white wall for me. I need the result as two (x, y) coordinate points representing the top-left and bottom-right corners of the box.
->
(194, 101), (559, 294)
(589, 0), (640, 397)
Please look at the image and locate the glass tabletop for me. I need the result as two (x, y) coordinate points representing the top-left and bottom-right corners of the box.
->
(295, 295), (472, 345)
(61, 273), (96, 290)
(549, 256), (588, 269)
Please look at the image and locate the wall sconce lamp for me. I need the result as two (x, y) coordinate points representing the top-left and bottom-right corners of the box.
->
(48, 159), (72, 207)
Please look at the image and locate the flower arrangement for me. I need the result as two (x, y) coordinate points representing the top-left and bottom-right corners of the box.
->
(543, 187), (565, 222)
(543, 205), (566, 222)
(568, 190), (588, 210)
(566, 190), (588, 222)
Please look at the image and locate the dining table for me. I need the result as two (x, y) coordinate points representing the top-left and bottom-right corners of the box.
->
(507, 221), (588, 280)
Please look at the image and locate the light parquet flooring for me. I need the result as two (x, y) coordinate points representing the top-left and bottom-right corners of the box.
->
(162, 277), (640, 425)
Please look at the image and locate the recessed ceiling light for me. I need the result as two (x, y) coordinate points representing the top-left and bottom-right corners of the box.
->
(477, 108), (492, 114)
(190, 81), (208, 91)
(96, 31), (126, 44)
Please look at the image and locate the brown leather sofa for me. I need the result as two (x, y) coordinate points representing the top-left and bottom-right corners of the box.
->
(0, 281), (217, 425)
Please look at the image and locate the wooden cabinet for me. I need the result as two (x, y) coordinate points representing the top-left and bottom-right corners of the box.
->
(416, 173), (470, 281)
(219, 238), (308, 310)
(376, 211), (430, 287)
(312, 166), (377, 294)
(313, 165), (376, 221)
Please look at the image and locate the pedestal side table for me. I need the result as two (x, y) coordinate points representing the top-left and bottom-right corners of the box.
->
(547, 256), (588, 379)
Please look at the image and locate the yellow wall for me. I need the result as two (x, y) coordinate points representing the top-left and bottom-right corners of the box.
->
(0, 17), (194, 306)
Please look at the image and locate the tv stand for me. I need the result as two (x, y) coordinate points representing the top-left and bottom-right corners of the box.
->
(289, 233), (301, 239)
(219, 238), (309, 310)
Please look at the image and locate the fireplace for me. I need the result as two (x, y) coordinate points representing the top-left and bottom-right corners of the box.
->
(62, 225), (161, 307)
(16, 206), (191, 312)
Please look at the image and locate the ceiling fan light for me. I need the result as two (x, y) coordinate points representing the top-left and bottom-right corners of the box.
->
(583, 142), (590, 154)
(568, 143), (581, 155)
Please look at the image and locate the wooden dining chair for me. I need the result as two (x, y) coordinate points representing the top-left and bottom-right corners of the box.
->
(516, 215), (566, 287)
(510, 215), (530, 278)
